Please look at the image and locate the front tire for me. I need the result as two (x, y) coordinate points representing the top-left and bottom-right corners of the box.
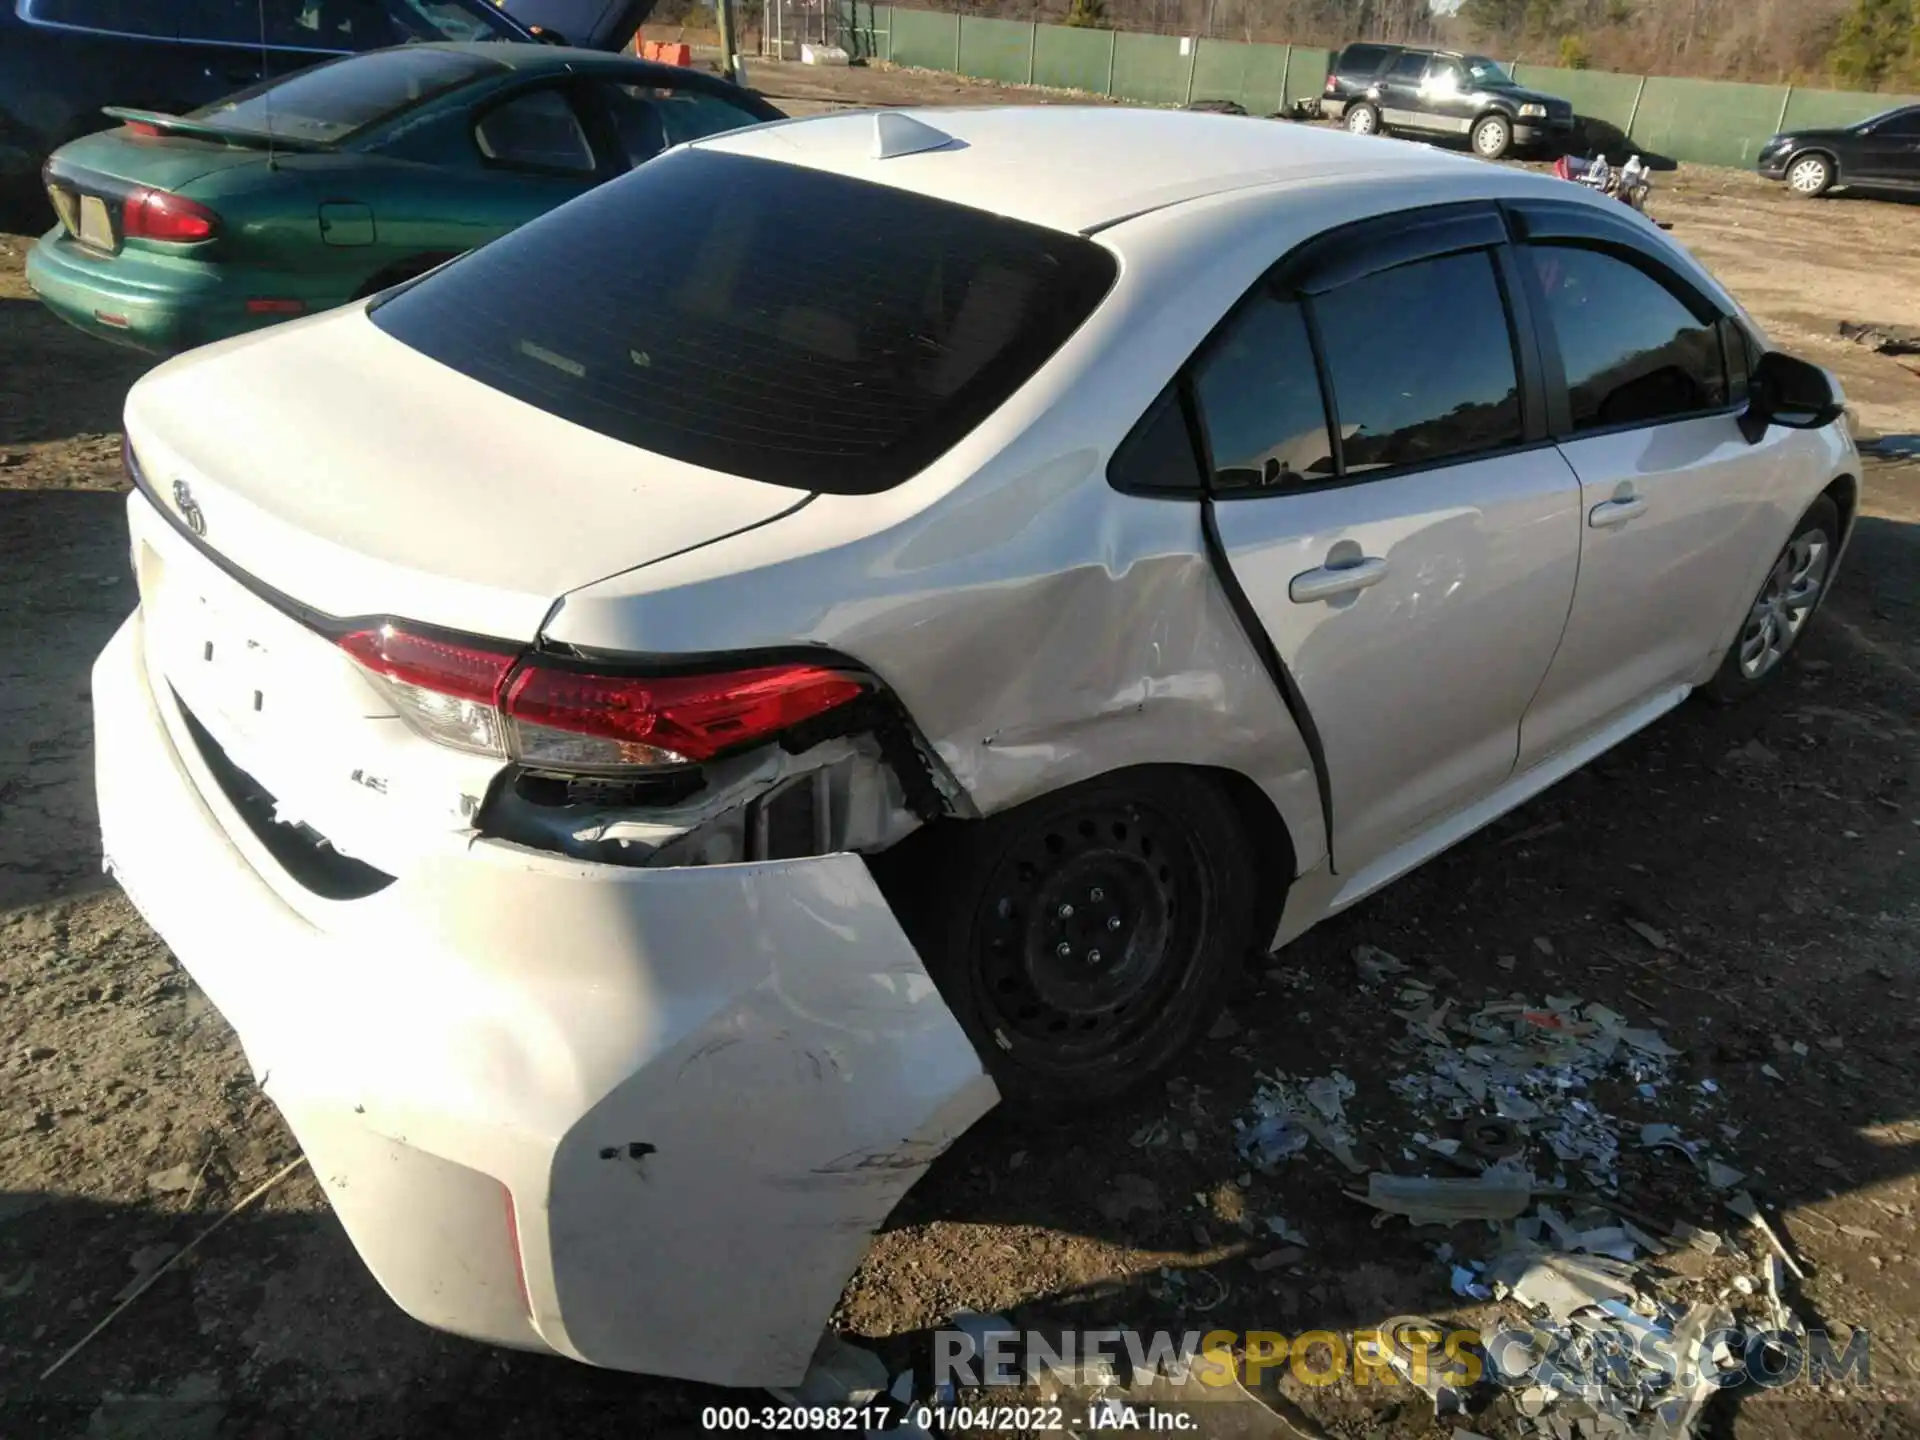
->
(1472, 113), (1514, 159)
(1345, 102), (1382, 137)
(893, 769), (1260, 1112)
(1787, 153), (1835, 198)
(1706, 495), (1840, 702)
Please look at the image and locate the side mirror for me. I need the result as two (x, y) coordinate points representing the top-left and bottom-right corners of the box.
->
(1740, 350), (1844, 444)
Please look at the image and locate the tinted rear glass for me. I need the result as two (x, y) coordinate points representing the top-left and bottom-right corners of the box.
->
(370, 149), (1118, 493)
(188, 49), (499, 143)
(1339, 45), (1392, 74)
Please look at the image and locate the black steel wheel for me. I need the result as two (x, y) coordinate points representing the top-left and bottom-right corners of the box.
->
(891, 768), (1261, 1111)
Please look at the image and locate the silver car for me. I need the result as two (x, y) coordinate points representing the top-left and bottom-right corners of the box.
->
(97, 105), (1854, 1383)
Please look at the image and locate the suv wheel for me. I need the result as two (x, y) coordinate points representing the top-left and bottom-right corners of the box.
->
(1345, 102), (1381, 137)
(1472, 113), (1513, 159)
(1787, 153), (1834, 198)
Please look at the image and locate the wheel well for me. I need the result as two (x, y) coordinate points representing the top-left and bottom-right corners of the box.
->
(1203, 765), (1296, 955)
(1789, 147), (1839, 177)
(867, 763), (1299, 962)
(1476, 109), (1512, 128)
(1824, 472), (1859, 542)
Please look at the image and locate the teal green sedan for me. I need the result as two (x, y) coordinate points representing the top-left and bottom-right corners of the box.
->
(26, 43), (783, 355)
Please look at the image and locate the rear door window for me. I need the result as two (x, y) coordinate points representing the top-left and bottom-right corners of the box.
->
(474, 87), (597, 173)
(1311, 250), (1524, 473)
(1527, 244), (1727, 432)
(369, 149), (1118, 493)
(1191, 294), (1334, 491)
(1390, 52), (1429, 81)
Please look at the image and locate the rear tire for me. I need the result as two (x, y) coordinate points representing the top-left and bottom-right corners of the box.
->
(1786, 153), (1834, 199)
(1705, 495), (1840, 703)
(1472, 113), (1514, 159)
(890, 769), (1260, 1113)
(1345, 103), (1382, 137)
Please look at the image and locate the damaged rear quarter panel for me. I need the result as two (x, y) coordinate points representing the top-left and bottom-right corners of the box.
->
(534, 192), (1368, 880)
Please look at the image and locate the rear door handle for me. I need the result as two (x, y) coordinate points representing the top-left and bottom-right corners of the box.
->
(1290, 555), (1389, 603)
(1589, 496), (1648, 528)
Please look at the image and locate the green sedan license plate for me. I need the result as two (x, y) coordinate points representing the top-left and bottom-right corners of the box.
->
(78, 194), (117, 252)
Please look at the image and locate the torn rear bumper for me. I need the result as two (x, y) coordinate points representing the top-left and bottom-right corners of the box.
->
(93, 610), (997, 1387)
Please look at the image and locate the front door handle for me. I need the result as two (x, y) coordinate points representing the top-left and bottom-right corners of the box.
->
(1589, 495), (1648, 528)
(1290, 555), (1389, 603)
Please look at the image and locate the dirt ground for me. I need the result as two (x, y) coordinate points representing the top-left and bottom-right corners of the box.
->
(4, 58), (1920, 1440)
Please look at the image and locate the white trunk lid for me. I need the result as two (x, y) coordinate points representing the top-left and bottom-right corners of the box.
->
(124, 304), (811, 643)
(123, 306), (810, 895)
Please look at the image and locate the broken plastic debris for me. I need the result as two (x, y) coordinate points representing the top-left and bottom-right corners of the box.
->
(1236, 1113), (1308, 1169)
(1304, 1072), (1355, 1124)
(1669, 1221), (1726, 1257)
(1704, 1160), (1746, 1191)
(1354, 944), (1408, 987)
(1355, 1171), (1532, 1226)
(768, 1332), (890, 1410)
(1263, 1216), (1308, 1246)
(1491, 1248), (1637, 1322)
(1249, 1246), (1305, 1273)
(1726, 1191), (1808, 1280)
(1451, 1264), (1493, 1300)
(1623, 918), (1670, 951)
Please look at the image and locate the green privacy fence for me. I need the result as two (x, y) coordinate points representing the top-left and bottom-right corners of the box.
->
(842, 4), (1920, 171)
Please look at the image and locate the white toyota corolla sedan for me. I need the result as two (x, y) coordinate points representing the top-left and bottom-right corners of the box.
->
(95, 105), (1854, 1386)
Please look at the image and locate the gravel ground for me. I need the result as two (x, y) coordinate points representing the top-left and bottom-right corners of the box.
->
(3, 59), (1920, 1440)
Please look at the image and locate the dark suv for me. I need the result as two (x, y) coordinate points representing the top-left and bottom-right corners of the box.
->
(0, 0), (652, 207)
(1322, 43), (1575, 159)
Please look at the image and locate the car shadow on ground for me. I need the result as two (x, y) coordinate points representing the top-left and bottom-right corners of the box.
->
(0, 299), (151, 450)
(0, 489), (138, 912)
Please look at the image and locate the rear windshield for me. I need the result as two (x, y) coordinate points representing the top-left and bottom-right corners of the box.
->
(368, 148), (1119, 493)
(187, 49), (501, 144)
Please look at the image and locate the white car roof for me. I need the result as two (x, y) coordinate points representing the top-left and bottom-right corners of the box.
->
(691, 105), (1492, 233)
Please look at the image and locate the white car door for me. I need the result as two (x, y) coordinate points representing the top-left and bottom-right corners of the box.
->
(1171, 207), (1584, 876)
(1509, 215), (1809, 771)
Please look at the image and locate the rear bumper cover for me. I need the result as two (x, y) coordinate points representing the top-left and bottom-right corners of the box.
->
(26, 229), (306, 355)
(94, 610), (997, 1386)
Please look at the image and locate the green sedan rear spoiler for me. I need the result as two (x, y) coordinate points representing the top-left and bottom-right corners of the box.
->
(100, 107), (339, 153)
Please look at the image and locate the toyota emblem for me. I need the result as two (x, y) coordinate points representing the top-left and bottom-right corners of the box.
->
(172, 479), (206, 537)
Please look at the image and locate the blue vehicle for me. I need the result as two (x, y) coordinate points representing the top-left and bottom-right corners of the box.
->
(0, 0), (655, 206)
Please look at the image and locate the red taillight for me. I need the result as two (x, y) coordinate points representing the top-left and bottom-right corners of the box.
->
(1325, 75), (1337, 92)
(123, 121), (160, 137)
(123, 186), (219, 242)
(337, 624), (867, 769)
(505, 664), (867, 769)
(245, 298), (305, 315)
(338, 626), (518, 755)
